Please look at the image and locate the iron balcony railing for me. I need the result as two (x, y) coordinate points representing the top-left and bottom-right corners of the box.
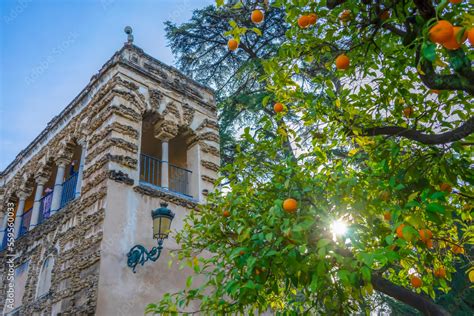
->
(60, 171), (78, 208)
(140, 154), (161, 187)
(19, 207), (33, 237)
(1, 230), (8, 250)
(140, 154), (192, 196)
(38, 190), (54, 225)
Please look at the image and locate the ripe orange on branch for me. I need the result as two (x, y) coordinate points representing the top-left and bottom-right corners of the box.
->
(434, 267), (446, 279)
(335, 54), (350, 70)
(468, 28), (474, 46)
(274, 102), (284, 113)
(298, 15), (311, 28)
(452, 245), (464, 254)
(283, 198), (298, 214)
(403, 107), (414, 118)
(442, 26), (467, 50)
(339, 10), (352, 22)
(251, 10), (264, 24)
(228, 39), (239, 51)
(223, 210), (231, 218)
(429, 20), (454, 44)
(418, 229), (433, 242)
(396, 224), (406, 239)
(410, 276), (423, 288)
(307, 13), (317, 25)
(439, 183), (452, 193)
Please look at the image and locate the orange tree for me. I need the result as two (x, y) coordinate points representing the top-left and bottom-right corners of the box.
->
(148, 0), (473, 314)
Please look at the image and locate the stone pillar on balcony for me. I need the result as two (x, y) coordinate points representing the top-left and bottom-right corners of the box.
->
(0, 211), (7, 246)
(154, 120), (178, 190)
(75, 141), (87, 198)
(14, 191), (29, 239)
(29, 176), (48, 230)
(51, 157), (70, 215)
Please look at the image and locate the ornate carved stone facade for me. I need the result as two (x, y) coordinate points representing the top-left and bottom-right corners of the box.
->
(0, 40), (219, 315)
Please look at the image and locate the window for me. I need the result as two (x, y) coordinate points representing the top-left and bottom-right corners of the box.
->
(36, 256), (54, 298)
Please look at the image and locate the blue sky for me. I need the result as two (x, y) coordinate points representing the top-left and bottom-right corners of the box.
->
(0, 0), (214, 170)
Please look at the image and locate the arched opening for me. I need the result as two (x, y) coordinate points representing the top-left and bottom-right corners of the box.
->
(36, 256), (54, 298)
(139, 114), (193, 197)
(19, 178), (35, 237)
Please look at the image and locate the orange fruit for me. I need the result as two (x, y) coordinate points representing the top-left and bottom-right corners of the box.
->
(283, 198), (298, 214)
(425, 239), (434, 249)
(429, 20), (454, 44)
(452, 245), (464, 254)
(339, 10), (352, 22)
(335, 54), (350, 70)
(384, 212), (391, 221)
(274, 102), (284, 113)
(228, 39), (239, 51)
(308, 13), (318, 25)
(251, 10), (264, 24)
(434, 267), (446, 278)
(449, 0), (462, 3)
(468, 29), (474, 46)
(442, 26), (468, 50)
(239, 250), (245, 256)
(379, 10), (390, 21)
(298, 15), (311, 28)
(396, 224), (405, 239)
(410, 276), (422, 288)
(440, 183), (452, 193)
(223, 210), (231, 217)
(403, 107), (414, 118)
(430, 89), (440, 94)
(419, 229), (433, 242)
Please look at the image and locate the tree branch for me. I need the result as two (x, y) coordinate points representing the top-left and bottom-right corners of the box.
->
(361, 117), (474, 145)
(371, 275), (450, 316)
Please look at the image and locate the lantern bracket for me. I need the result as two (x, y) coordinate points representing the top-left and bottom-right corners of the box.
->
(127, 239), (164, 273)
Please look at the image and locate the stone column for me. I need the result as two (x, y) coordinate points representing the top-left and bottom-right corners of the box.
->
(75, 141), (87, 198)
(161, 140), (169, 189)
(51, 158), (69, 215)
(154, 120), (178, 190)
(0, 212), (7, 246)
(14, 192), (28, 239)
(29, 176), (48, 230)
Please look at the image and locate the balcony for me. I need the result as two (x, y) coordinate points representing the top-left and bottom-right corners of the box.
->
(139, 154), (191, 197)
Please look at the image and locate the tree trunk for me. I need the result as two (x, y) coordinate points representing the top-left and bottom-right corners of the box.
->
(371, 275), (450, 316)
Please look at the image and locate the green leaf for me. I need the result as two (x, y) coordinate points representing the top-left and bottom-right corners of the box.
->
(421, 42), (436, 62)
(427, 203), (446, 214)
(361, 266), (371, 282)
(186, 276), (193, 288)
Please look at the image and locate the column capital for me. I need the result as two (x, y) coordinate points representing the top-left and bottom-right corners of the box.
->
(35, 176), (48, 185)
(154, 120), (178, 141)
(55, 157), (70, 167)
(17, 190), (30, 200)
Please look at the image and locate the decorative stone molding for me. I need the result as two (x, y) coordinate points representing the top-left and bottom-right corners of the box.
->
(149, 89), (163, 109)
(196, 118), (219, 132)
(107, 170), (134, 186)
(133, 185), (198, 210)
(201, 160), (220, 173)
(201, 175), (217, 185)
(154, 120), (179, 141)
(198, 131), (220, 144)
(200, 142), (220, 157)
(162, 102), (180, 121)
(182, 103), (195, 127)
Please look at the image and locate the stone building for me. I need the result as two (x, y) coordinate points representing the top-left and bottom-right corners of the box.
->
(0, 29), (219, 315)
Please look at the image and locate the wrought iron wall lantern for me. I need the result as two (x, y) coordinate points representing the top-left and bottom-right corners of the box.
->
(127, 202), (175, 273)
